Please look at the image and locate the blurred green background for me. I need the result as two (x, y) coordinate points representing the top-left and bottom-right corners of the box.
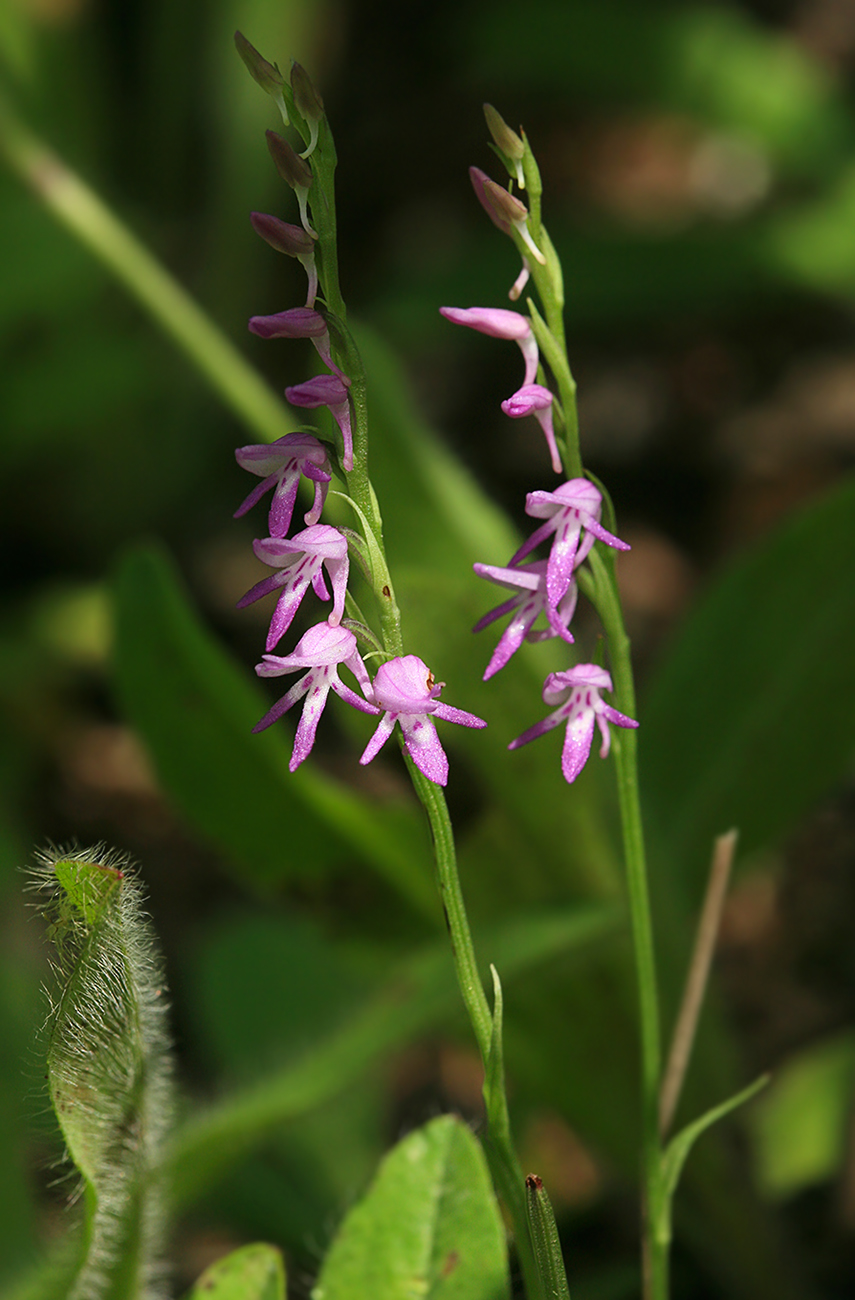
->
(3, 0), (855, 1297)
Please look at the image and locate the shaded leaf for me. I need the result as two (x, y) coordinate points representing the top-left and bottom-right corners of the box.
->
(312, 1114), (509, 1300)
(186, 1243), (285, 1300)
(642, 476), (855, 891)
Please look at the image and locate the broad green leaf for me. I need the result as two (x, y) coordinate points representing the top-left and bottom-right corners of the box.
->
(111, 543), (436, 912)
(751, 1032), (855, 1198)
(187, 1243), (285, 1300)
(312, 1114), (509, 1300)
(642, 475), (855, 893)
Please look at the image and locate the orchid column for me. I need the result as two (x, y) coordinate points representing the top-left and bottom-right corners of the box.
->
(231, 35), (543, 1300)
(444, 107), (666, 1299)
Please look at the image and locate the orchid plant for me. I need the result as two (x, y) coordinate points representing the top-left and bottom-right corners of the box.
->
(215, 34), (763, 1300)
(4, 26), (803, 1300)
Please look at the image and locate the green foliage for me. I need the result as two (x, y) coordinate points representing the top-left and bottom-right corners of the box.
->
(312, 1115), (510, 1300)
(643, 475), (855, 893)
(186, 1243), (285, 1300)
(752, 1032), (855, 1198)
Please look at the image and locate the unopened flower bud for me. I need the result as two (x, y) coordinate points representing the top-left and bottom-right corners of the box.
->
(469, 166), (546, 265)
(483, 103), (525, 188)
(291, 61), (324, 119)
(266, 131), (316, 235)
(250, 212), (316, 255)
(234, 31), (289, 124)
(291, 61), (324, 157)
(266, 130), (313, 189)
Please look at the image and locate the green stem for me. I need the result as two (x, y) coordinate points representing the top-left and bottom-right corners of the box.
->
(405, 757), (544, 1300)
(0, 96), (294, 447)
(586, 549), (666, 1300)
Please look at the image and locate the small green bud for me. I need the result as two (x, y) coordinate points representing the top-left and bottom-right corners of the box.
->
(483, 103), (524, 160)
(234, 31), (289, 125)
(234, 31), (283, 95)
(484, 103), (525, 187)
(291, 61), (324, 122)
(291, 61), (325, 158)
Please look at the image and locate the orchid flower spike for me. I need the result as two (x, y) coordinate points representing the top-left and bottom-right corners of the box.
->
(501, 384), (563, 474)
(234, 432), (331, 537)
(508, 664), (638, 784)
(237, 524), (349, 651)
(253, 622), (379, 770)
(247, 306), (349, 382)
(359, 655), (486, 786)
(439, 306), (538, 388)
(473, 559), (577, 680)
(511, 477), (630, 617)
(286, 374), (354, 471)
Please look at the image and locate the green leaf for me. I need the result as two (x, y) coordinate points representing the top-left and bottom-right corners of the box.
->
(312, 1115), (510, 1300)
(166, 903), (619, 1207)
(661, 1075), (769, 1207)
(642, 475), (855, 889)
(751, 1031), (855, 1198)
(186, 1243), (285, 1300)
(111, 543), (436, 913)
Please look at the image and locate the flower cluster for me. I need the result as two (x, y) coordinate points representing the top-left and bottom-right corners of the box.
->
(234, 42), (485, 784)
(444, 114), (638, 781)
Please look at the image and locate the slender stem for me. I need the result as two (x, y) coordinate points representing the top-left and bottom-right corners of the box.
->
(0, 97), (294, 447)
(586, 548), (665, 1300)
(659, 829), (737, 1140)
(405, 757), (543, 1300)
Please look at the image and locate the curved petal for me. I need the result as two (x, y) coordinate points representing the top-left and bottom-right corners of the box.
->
(507, 708), (564, 751)
(431, 703), (487, 729)
(359, 711), (397, 766)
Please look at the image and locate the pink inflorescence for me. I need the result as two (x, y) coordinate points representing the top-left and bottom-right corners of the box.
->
(443, 177), (638, 781)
